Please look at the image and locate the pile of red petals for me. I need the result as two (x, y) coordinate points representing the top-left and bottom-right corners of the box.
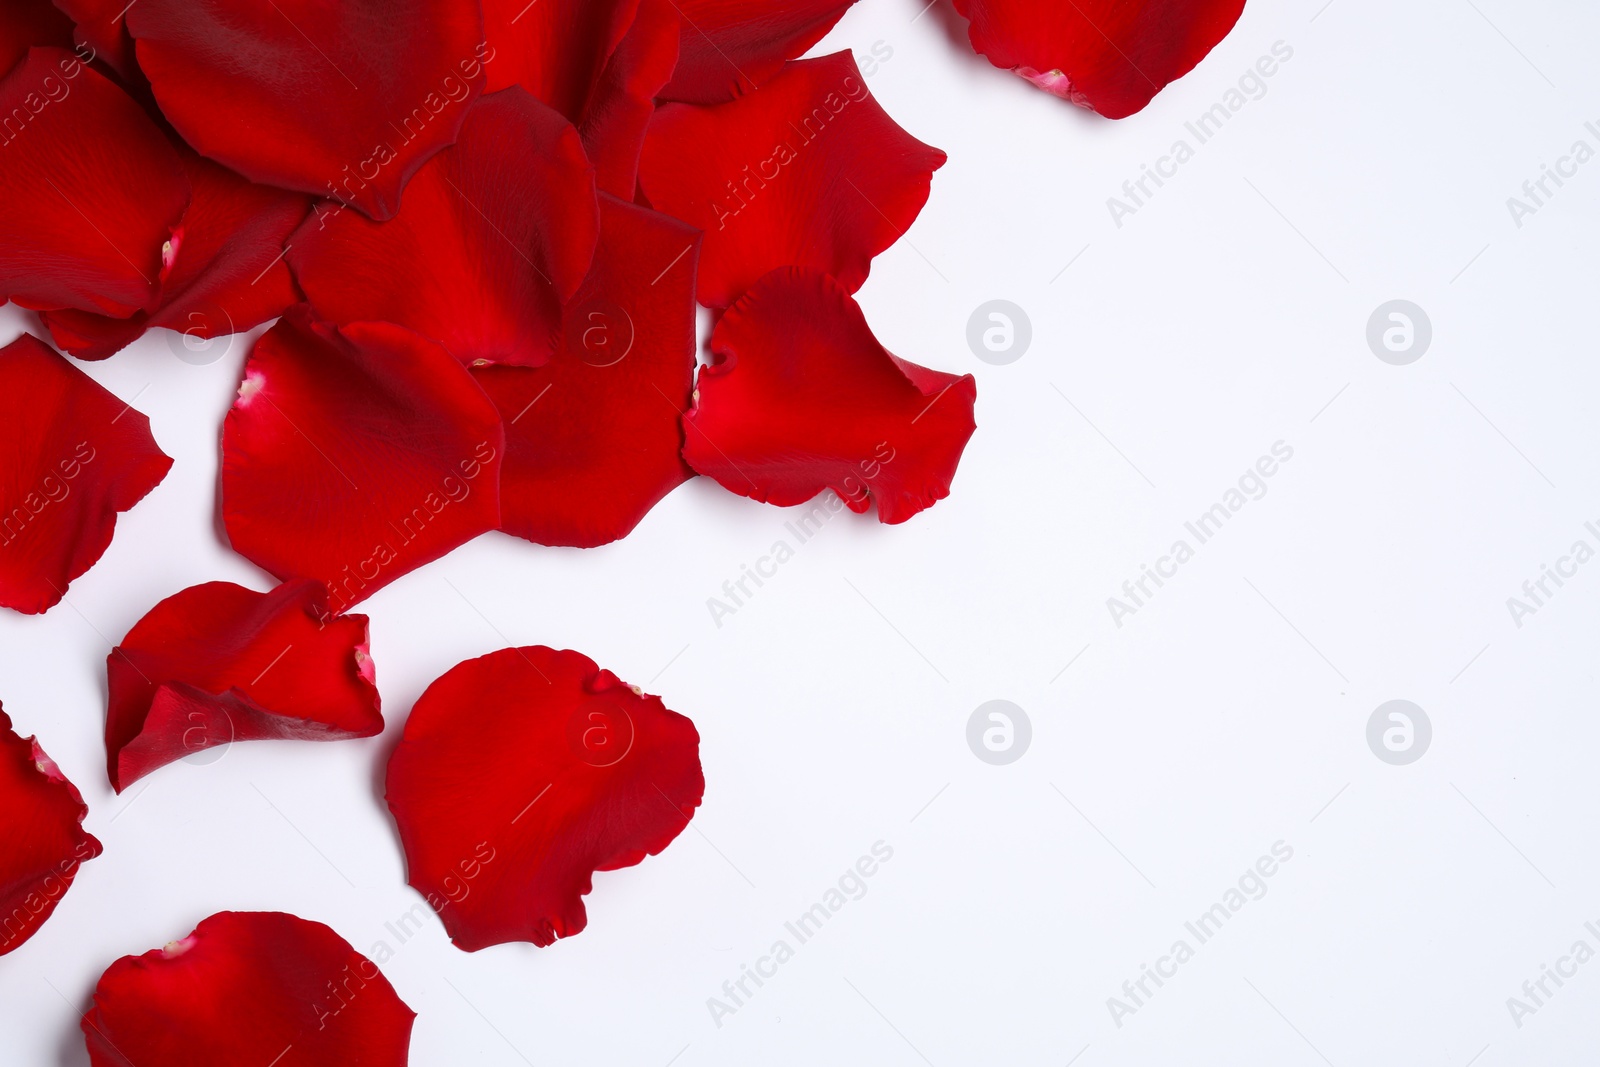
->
(0, 0), (1246, 1059)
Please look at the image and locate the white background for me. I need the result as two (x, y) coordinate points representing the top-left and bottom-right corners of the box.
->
(4, 0), (1600, 1063)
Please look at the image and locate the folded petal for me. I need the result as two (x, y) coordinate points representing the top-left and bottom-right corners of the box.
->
(0, 334), (172, 614)
(1, 2), (75, 77)
(0, 48), (188, 317)
(640, 51), (945, 308)
(951, 0), (1246, 118)
(42, 149), (310, 361)
(661, 0), (859, 104)
(578, 0), (680, 198)
(386, 646), (705, 950)
(124, 0), (489, 219)
(684, 268), (976, 523)
(288, 88), (598, 368)
(473, 194), (697, 548)
(0, 705), (101, 957)
(49, 0), (136, 79)
(83, 911), (415, 1067)
(221, 307), (504, 613)
(105, 580), (381, 792)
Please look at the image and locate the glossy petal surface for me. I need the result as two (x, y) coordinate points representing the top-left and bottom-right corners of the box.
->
(0, 705), (101, 957)
(684, 268), (976, 523)
(387, 646), (705, 950)
(641, 51), (945, 307)
(83, 911), (414, 1067)
(43, 148), (309, 361)
(0, 48), (188, 316)
(106, 580), (381, 792)
(951, 0), (1247, 118)
(661, 0), (859, 104)
(125, 0), (489, 218)
(221, 307), (504, 613)
(473, 193), (698, 548)
(0, 334), (172, 614)
(288, 88), (598, 368)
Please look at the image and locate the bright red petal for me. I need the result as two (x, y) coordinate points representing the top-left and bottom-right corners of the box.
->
(0, 705), (101, 957)
(221, 307), (504, 613)
(0, 334), (172, 614)
(640, 51), (945, 308)
(42, 149), (310, 361)
(473, 193), (697, 548)
(83, 911), (415, 1067)
(660, 0), (859, 104)
(0, 49), (188, 317)
(288, 89), (597, 369)
(105, 580), (381, 793)
(0, 2), (75, 77)
(386, 646), (705, 950)
(684, 268), (976, 523)
(124, 0), (488, 219)
(951, 0), (1246, 118)
(49, 0), (136, 79)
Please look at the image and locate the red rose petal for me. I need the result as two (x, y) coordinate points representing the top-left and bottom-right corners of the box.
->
(386, 646), (705, 950)
(124, 0), (489, 219)
(485, 0), (680, 199)
(288, 88), (598, 369)
(0, 705), (101, 957)
(105, 580), (381, 793)
(221, 307), (504, 613)
(41, 148), (310, 361)
(0, 48), (188, 317)
(684, 268), (976, 523)
(0, 2), (75, 77)
(577, 0), (680, 198)
(951, 0), (1246, 118)
(661, 0), (860, 105)
(49, 0), (136, 79)
(0, 334), (172, 614)
(472, 193), (698, 548)
(83, 911), (414, 1067)
(640, 51), (945, 308)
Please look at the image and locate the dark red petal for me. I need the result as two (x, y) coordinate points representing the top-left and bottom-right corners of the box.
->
(0, 49), (188, 317)
(221, 307), (504, 612)
(0, 1), (75, 77)
(684, 267), (976, 523)
(640, 51), (945, 308)
(578, 0), (680, 198)
(660, 0), (859, 105)
(105, 580), (381, 793)
(49, 0), (136, 79)
(0, 705), (101, 957)
(124, 0), (488, 219)
(83, 911), (414, 1067)
(0, 334), (172, 614)
(484, 0), (679, 199)
(288, 89), (598, 369)
(951, 0), (1246, 118)
(386, 646), (705, 951)
(473, 194), (697, 548)
(42, 149), (310, 361)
